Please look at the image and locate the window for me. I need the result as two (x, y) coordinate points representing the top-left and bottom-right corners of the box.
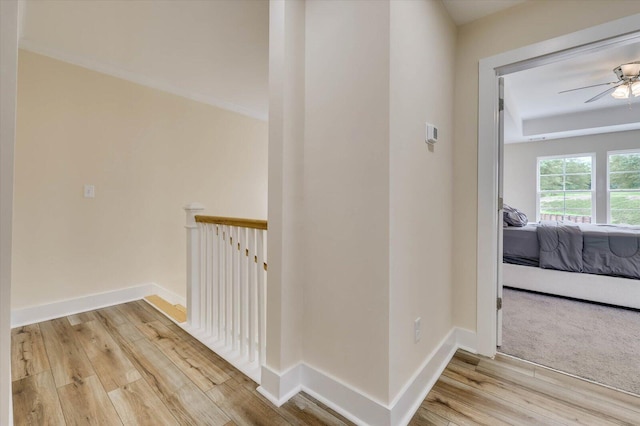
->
(537, 155), (594, 223)
(608, 150), (640, 225)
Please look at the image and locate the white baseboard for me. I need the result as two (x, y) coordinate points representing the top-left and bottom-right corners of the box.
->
(152, 285), (186, 307)
(257, 363), (302, 407)
(455, 327), (478, 354)
(10, 282), (182, 327)
(178, 323), (262, 384)
(257, 327), (478, 426)
(390, 328), (459, 426)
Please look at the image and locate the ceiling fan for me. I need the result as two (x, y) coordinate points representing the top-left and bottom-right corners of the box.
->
(559, 61), (640, 103)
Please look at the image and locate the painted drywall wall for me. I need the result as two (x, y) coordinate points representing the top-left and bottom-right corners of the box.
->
(453, 0), (640, 331)
(20, 0), (268, 119)
(12, 51), (267, 310)
(265, 0), (305, 373)
(0, 1), (18, 423)
(302, 0), (391, 404)
(504, 130), (640, 223)
(389, 0), (456, 401)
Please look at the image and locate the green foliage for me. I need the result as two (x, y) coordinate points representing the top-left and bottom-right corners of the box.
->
(539, 158), (563, 175)
(609, 153), (640, 172)
(539, 191), (640, 225)
(565, 157), (592, 173)
(537, 154), (640, 225)
(609, 154), (640, 190)
(539, 156), (591, 191)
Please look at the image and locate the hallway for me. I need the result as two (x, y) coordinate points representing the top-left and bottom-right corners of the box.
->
(12, 300), (640, 425)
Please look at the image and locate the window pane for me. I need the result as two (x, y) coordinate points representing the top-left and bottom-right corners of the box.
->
(565, 157), (592, 173)
(565, 208), (592, 217)
(609, 153), (640, 173)
(564, 191), (592, 209)
(565, 174), (591, 190)
(609, 172), (640, 190)
(539, 159), (563, 175)
(610, 209), (640, 225)
(539, 191), (592, 221)
(610, 191), (640, 225)
(539, 192), (563, 215)
(610, 191), (640, 210)
(540, 175), (563, 191)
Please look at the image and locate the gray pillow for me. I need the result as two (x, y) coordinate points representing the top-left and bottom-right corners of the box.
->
(503, 204), (528, 227)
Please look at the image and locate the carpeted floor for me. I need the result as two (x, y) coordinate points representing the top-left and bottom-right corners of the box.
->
(500, 287), (640, 396)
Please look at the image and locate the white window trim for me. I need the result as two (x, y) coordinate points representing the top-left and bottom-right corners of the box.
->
(536, 153), (596, 223)
(607, 148), (640, 225)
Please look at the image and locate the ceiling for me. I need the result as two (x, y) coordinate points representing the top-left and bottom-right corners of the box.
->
(19, 0), (269, 120)
(22, 0), (636, 141)
(504, 38), (640, 143)
(441, 0), (527, 26)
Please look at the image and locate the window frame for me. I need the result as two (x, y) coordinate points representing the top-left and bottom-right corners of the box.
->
(607, 148), (640, 225)
(536, 153), (596, 223)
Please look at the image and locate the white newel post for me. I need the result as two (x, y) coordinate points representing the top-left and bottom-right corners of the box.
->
(184, 202), (205, 328)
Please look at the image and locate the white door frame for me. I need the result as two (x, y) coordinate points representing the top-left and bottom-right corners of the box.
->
(476, 13), (640, 357)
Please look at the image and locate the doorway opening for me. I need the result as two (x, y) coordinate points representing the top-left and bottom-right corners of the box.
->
(478, 14), (640, 396)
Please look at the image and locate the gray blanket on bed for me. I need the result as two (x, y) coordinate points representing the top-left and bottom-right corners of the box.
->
(537, 221), (583, 272)
(581, 225), (640, 279)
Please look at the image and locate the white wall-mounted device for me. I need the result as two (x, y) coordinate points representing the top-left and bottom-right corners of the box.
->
(83, 184), (95, 198)
(426, 123), (438, 144)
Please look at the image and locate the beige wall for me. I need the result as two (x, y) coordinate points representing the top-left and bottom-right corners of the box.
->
(12, 50), (268, 310)
(302, 0), (391, 403)
(505, 131), (640, 223)
(0, 1), (19, 423)
(389, 0), (455, 401)
(21, 0), (268, 118)
(265, 0), (305, 373)
(453, 0), (640, 331)
(266, 0), (457, 406)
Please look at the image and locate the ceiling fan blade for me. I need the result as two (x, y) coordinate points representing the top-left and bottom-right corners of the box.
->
(584, 82), (624, 103)
(558, 81), (619, 94)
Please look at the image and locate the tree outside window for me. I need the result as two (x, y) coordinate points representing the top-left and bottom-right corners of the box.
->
(537, 155), (594, 223)
(608, 151), (640, 225)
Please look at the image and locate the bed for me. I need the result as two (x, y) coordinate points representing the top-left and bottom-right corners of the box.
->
(502, 221), (640, 309)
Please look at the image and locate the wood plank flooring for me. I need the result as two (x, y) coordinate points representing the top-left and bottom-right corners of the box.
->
(11, 301), (351, 426)
(409, 351), (640, 426)
(12, 301), (640, 425)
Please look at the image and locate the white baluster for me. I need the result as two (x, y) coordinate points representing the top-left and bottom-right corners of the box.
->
(199, 223), (206, 330)
(248, 228), (256, 362)
(205, 224), (213, 336)
(221, 225), (228, 343)
(226, 225), (233, 347)
(218, 225), (224, 339)
(184, 203), (204, 329)
(231, 226), (238, 351)
(211, 224), (219, 337)
(257, 229), (266, 365)
(239, 227), (247, 357)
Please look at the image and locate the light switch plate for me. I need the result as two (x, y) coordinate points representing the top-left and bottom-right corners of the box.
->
(84, 184), (95, 198)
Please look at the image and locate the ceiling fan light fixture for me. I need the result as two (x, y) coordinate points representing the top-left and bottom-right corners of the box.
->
(632, 81), (640, 97)
(612, 84), (630, 99)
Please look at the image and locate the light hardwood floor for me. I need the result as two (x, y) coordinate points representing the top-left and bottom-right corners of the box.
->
(12, 301), (640, 425)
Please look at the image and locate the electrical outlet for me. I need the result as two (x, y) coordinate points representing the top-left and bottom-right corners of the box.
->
(414, 317), (421, 343)
(84, 184), (95, 198)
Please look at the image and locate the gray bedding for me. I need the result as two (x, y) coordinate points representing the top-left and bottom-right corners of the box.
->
(503, 224), (539, 267)
(581, 224), (640, 279)
(503, 222), (640, 279)
(538, 221), (583, 272)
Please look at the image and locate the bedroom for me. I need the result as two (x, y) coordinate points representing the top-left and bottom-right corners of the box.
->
(500, 38), (640, 395)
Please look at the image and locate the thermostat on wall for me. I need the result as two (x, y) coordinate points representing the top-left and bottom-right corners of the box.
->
(426, 123), (438, 144)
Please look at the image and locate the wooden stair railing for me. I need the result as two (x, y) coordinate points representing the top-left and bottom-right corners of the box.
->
(183, 203), (267, 383)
